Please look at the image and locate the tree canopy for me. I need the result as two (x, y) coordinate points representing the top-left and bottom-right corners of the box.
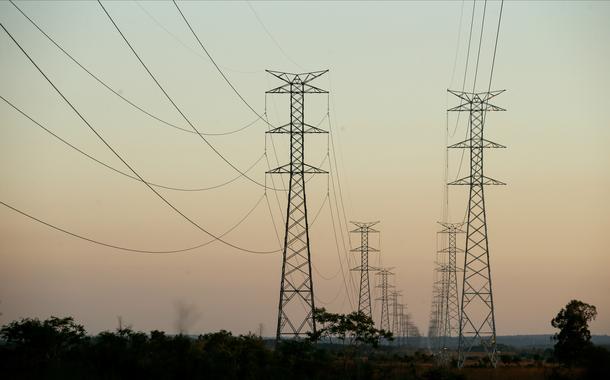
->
(308, 307), (393, 347)
(551, 299), (597, 366)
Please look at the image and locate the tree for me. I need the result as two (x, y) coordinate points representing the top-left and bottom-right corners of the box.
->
(0, 316), (88, 376)
(308, 308), (393, 347)
(0, 316), (87, 357)
(551, 299), (597, 366)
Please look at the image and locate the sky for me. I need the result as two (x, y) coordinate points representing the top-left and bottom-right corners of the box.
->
(0, 1), (609, 337)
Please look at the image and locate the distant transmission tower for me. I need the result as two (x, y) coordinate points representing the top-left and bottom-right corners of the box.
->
(428, 256), (443, 352)
(436, 249), (449, 352)
(350, 221), (380, 319)
(398, 303), (406, 347)
(438, 222), (465, 345)
(267, 70), (329, 340)
(375, 268), (394, 331)
(390, 290), (402, 343)
(448, 89), (506, 367)
(406, 315), (421, 348)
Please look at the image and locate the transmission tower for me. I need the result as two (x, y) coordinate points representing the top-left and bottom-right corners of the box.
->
(267, 70), (328, 340)
(375, 268), (394, 332)
(437, 222), (465, 348)
(428, 256), (443, 352)
(399, 304), (409, 347)
(448, 89), (506, 367)
(350, 221), (380, 319)
(390, 290), (402, 343)
(406, 316), (421, 349)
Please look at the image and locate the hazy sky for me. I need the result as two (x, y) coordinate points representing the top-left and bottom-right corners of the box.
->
(1, 1), (609, 336)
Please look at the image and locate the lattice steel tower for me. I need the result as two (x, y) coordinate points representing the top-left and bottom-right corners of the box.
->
(390, 290), (402, 339)
(428, 273), (441, 350)
(350, 221), (380, 319)
(267, 70), (328, 340)
(438, 222), (465, 347)
(448, 89), (506, 367)
(375, 268), (394, 331)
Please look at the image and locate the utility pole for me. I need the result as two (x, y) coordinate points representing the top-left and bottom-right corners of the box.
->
(448, 89), (506, 367)
(267, 70), (328, 340)
(375, 268), (394, 332)
(350, 221), (380, 319)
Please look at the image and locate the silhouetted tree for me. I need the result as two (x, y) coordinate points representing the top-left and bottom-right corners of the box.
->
(551, 299), (597, 366)
(308, 307), (393, 347)
(0, 316), (88, 375)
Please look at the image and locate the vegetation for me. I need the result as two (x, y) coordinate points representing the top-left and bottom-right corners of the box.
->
(547, 299), (610, 379)
(307, 307), (393, 347)
(1, 301), (609, 379)
(0, 314), (431, 380)
(551, 299), (597, 366)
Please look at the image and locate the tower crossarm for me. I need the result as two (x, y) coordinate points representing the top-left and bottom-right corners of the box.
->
(266, 122), (328, 134)
(267, 163), (328, 175)
(350, 246), (380, 253)
(448, 176), (506, 186)
(447, 89), (506, 107)
(266, 69), (329, 84)
(448, 139), (506, 149)
(437, 222), (466, 233)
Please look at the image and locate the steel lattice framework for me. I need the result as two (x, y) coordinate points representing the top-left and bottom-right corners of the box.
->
(436, 222), (465, 363)
(428, 277), (441, 350)
(448, 90), (506, 367)
(390, 290), (402, 343)
(397, 303), (405, 346)
(266, 70), (328, 340)
(350, 221), (380, 319)
(375, 268), (394, 332)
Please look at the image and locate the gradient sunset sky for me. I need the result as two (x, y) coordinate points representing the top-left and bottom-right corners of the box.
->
(1, 1), (609, 336)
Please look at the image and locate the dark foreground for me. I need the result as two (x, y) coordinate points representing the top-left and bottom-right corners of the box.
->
(1, 317), (609, 380)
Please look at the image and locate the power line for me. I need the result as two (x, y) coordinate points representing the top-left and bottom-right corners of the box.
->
(328, 186), (355, 310)
(310, 194), (342, 282)
(135, 1), (260, 75)
(0, 21), (278, 255)
(448, 0), (467, 89)
(455, 0), (502, 224)
(172, 0), (297, 236)
(325, 79), (360, 311)
(487, 0), (504, 93)
(449, 0), (477, 139)
(326, 108), (359, 306)
(0, 193), (270, 254)
(471, 0), (488, 93)
(171, 0), (272, 128)
(451, 0), (479, 215)
(0, 94), (264, 192)
(314, 284), (344, 305)
(171, 0), (293, 217)
(9, 0), (258, 137)
(97, 1), (278, 191)
(326, 93), (352, 243)
(246, 1), (304, 71)
(168, 0), (295, 218)
(461, 0), (477, 93)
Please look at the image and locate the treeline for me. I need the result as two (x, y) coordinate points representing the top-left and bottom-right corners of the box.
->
(0, 316), (451, 380)
(2, 304), (610, 380)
